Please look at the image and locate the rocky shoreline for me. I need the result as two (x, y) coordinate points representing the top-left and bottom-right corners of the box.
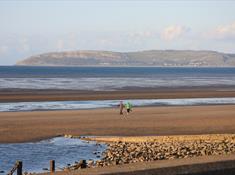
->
(62, 134), (235, 171)
(96, 139), (235, 167)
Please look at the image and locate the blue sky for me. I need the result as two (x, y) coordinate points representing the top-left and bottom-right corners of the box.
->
(0, 0), (235, 65)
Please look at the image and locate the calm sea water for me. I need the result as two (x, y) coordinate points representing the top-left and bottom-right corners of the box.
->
(1, 66), (235, 90)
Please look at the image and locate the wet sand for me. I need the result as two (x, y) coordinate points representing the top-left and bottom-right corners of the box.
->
(1, 87), (235, 102)
(82, 134), (235, 143)
(1, 105), (235, 143)
(39, 154), (235, 175)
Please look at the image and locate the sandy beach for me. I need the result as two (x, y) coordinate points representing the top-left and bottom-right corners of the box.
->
(1, 88), (235, 175)
(1, 104), (235, 143)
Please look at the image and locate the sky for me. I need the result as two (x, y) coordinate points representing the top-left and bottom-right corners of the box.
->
(0, 0), (235, 65)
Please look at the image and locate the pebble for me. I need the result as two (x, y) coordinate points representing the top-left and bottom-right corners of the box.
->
(60, 136), (235, 170)
(64, 160), (87, 170)
(94, 138), (235, 167)
(64, 134), (73, 138)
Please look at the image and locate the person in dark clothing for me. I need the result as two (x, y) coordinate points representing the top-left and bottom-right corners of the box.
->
(119, 101), (124, 115)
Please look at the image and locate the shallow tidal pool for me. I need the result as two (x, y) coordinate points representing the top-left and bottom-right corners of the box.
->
(0, 137), (106, 173)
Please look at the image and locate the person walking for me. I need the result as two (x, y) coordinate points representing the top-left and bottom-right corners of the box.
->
(119, 101), (124, 115)
(125, 101), (133, 115)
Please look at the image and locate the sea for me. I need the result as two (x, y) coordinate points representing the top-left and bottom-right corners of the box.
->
(1, 66), (235, 111)
(1, 66), (235, 90)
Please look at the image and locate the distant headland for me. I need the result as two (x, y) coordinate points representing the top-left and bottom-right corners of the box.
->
(16, 50), (235, 67)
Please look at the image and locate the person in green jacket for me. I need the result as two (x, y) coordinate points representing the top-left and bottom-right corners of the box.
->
(124, 102), (133, 115)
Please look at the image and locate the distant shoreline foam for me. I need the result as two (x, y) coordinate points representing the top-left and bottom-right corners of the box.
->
(1, 77), (235, 91)
(1, 97), (235, 112)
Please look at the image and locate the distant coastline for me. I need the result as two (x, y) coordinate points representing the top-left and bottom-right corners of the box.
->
(14, 65), (235, 68)
(16, 50), (235, 67)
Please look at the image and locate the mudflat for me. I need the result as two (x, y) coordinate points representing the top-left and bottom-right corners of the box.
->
(1, 87), (235, 102)
(1, 105), (235, 143)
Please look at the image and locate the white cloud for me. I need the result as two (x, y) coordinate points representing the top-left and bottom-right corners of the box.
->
(128, 31), (155, 38)
(209, 22), (235, 40)
(99, 39), (112, 46)
(0, 45), (9, 54)
(16, 37), (31, 53)
(16, 43), (30, 53)
(56, 39), (64, 50)
(21, 44), (30, 52)
(161, 25), (190, 41)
